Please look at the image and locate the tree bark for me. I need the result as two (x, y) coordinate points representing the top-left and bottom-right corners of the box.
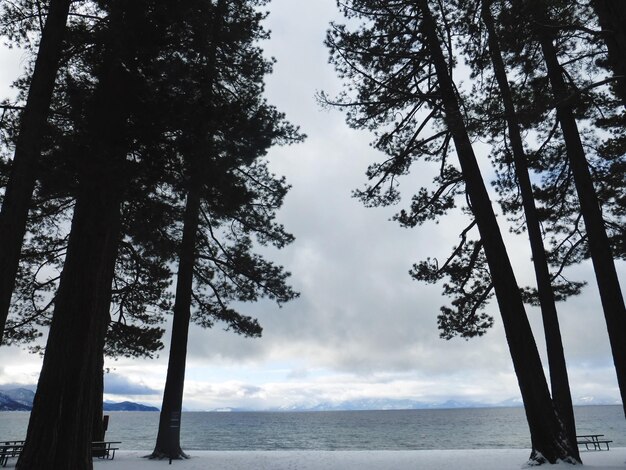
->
(16, 180), (122, 470)
(481, 1), (579, 461)
(0, 0), (72, 344)
(92, 352), (107, 458)
(16, 50), (130, 469)
(416, 0), (576, 463)
(592, 0), (626, 105)
(150, 174), (202, 460)
(151, 0), (225, 459)
(536, 16), (626, 419)
(92, 350), (106, 442)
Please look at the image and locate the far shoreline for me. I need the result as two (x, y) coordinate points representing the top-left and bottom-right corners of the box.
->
(1, 402), (624, 413)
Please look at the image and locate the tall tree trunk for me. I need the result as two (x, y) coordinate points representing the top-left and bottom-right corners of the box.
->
(151, 1), (225, 459)
(16, 180), (122, 470)
(416, 0), (576, 463)
(150, 174), (202, 460)
(16, 55), (130, 469)
(481, 2), (579, 461)
(0, 0), (72, 344)
(592, 0), (626, 105)
(535, 12), (626, 419)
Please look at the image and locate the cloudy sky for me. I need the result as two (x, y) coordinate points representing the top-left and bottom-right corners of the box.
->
(0, 0), (623, 411)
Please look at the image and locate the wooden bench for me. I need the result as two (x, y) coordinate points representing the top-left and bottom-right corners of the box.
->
(0, 440), (121, 465)
(91, 441), (121, 460)
(577, 434), (612, 451)
(0, 442), (24, 468)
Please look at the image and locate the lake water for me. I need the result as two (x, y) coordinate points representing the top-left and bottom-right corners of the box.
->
(1, 406), (624, 451)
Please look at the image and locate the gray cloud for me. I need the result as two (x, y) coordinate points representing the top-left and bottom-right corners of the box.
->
(178, 0), (624, 408)
(0, 0), (623, 411)
(104, 373), (159, 396)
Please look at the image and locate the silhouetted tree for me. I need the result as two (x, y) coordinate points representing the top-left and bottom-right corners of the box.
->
(16, 1), (176, 466)
(447, 0), (579, 453)
(326, 0), (578, 462)
(150, 0), (302, 459)
(519, 0), (626, 417)
(0, 0), (73, 344)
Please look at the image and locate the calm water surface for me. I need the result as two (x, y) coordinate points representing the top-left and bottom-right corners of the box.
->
(1, 406), (624, 451)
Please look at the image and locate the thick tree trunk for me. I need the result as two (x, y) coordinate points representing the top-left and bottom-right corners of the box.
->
(537, 23), (626, 419)
(417, 0), (576, 463)
(592, 0), (626, 105)
(16, 181), (122, 470)
(481, 2), (579, 461)
(150, 176), (202, 460)
(17, 43), (130, 468)
(0, 0), (72, 344)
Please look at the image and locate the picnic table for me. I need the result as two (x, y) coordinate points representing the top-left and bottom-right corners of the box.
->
(92, 441), (121, 460)
(0, 441), (24, 467)
(577, 434), (612, 451)
(0, 440), (121, 466)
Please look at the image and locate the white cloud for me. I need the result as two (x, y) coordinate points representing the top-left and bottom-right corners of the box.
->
(0, 46), (27, 101)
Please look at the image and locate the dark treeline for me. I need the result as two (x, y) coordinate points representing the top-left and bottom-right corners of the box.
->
(0, 0), (624, 468)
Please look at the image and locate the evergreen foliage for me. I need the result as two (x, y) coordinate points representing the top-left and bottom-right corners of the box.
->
(322, 0), (626, 462)
(1, 0), (301, 467)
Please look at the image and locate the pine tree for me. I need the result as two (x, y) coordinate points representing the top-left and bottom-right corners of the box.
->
(0, 0), (73, 344)
(16, 1), (177, 466)
(325, 0), (578, 462)
(518, 0), (626, 417)
(450, 0), (579, 454)
(150, 0), (302, 459)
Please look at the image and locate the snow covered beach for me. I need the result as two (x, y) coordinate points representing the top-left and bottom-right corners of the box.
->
(93, 449), (626, 470)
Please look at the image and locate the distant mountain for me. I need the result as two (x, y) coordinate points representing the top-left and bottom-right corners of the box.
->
(0, 389), (32, 411)
(220, 396), (622, 412)
(103, 401), (158, 412)
(206, 398), (502, 412)
(282, 398), (495, 412)
(0, 388), (158, 412)
(574, 396), (621, 406)
(496, 397), (524, 408)
(1, 388), (35, 407)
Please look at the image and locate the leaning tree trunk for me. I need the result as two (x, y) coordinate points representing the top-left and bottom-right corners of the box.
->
(0, 0), (72, 344)
(16, 55), (130, 469)
(417, 0), (576, 463)
(150, 173), (202, 460)
(481, 2), (579, 461)
(592, 0), (626, 106)
(16, 179), (122, 470)
(536, 18), (626, 419)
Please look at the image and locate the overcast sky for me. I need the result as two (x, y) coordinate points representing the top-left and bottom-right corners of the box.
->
(0, 0), (623, 411)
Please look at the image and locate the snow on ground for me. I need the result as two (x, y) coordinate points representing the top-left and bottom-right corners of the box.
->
(3, 449), (624, 469)
(91, 449), (626, 470)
